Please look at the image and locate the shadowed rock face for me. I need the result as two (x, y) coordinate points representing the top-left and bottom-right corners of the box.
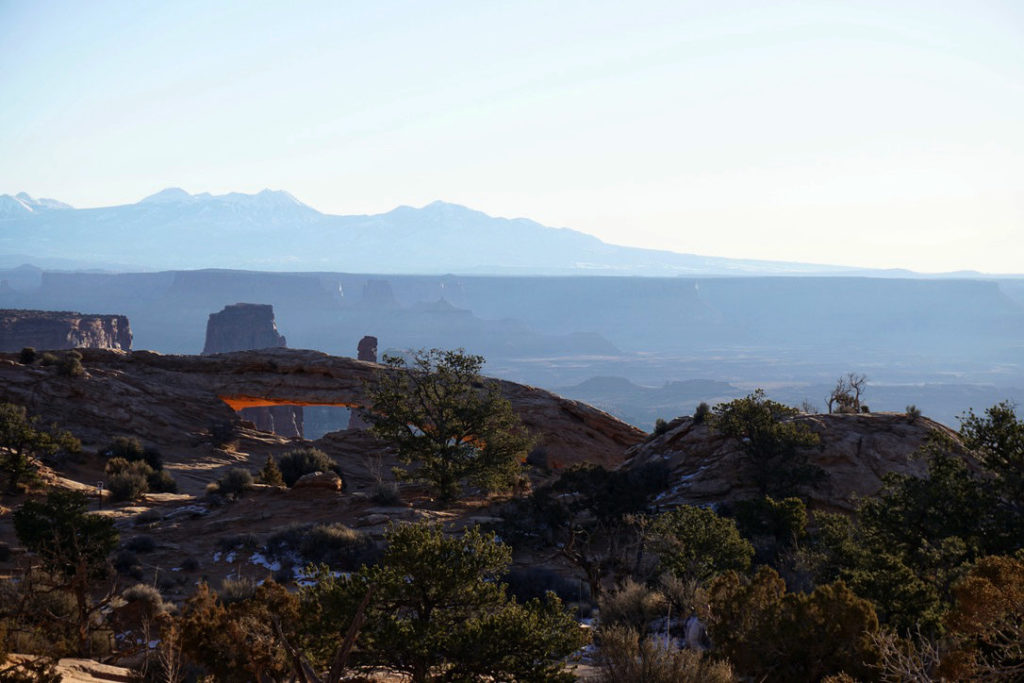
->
(356, 335), (378, 362)
(202, 303), (286, 355)
(0, 348), (645, 469)
(623, 412), (966, 512)
(0, 309), (132, 351)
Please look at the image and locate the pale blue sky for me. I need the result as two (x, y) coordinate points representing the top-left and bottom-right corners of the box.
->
(2, 0), (1022, 272)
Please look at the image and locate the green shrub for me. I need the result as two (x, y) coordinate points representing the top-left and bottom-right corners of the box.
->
(693, 401), (711, 424)
(277, 447), (338, 487)
(219, 576), (260, 605)
(19, 347), (37, 364)
(300, 523), (375, 570)
(57, 351), (84, 377)
(906, 404), (921, 423)
(265, 522), (376, 570)
(595, 625), (734, 683)
(105, 437), (163, 470)
(653, 418), (670, 436)
(108, 470), (149, 502)
(208, 419), (238, 448)
(370, 481), (401, 505)
(147, 468), (177, 493)
(598, 578), (668, 631)
(39, 352), (58, 366)
(215, 467), (254, 497)
(258, 455), (285, 486)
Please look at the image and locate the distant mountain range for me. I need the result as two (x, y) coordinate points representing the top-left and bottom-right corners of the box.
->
(0, 188), (1009, 276)
(0, 188), (890, 275)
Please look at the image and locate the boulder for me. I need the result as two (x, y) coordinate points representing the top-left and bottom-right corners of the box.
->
(292, 471), (342, 491)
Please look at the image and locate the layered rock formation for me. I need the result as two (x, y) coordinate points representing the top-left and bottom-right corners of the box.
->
(0, 347), (643, 469)
(0, 309), (132, 352)
(202, 303), (301, 437)
(202, 303), (287, 354)
(623, 412), (964, 512)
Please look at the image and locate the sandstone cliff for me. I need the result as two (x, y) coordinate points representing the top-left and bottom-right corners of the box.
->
(202, 303), (286, 355)
(623, 412), (964, 512)
(0, 309), (132, 351)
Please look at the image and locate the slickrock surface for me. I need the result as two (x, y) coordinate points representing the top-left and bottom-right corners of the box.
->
(623, 412), (965, 511)
(0, 347), (644, 469)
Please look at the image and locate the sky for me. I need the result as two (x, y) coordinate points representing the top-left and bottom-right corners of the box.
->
(1, 0), (1022, 273)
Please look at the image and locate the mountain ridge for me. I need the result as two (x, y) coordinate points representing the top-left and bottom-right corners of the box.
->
(0, 188), (1016, 277)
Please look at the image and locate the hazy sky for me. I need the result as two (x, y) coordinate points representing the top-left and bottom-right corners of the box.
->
(2, 0), (1022, 273)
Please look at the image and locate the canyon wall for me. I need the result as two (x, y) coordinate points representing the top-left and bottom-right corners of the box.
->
(0, 309), (132, 351)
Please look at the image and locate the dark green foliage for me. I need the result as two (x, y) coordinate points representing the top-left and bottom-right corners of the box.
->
(13, 489), (118, 580)
(104, 457), (176, 500)
(960, 401), (1024, 537)
(731, 496), (808, 567)
(906, 404), (922, 422)
(18, 347), (37, 364)
(276, 447), (338, 487)
(258, 454), (285, 486)
(497, 461), (668, 597)
(38, 352), (58, 366)
(367, 348), (533, 504)
(11, 490), (119, 657)
(301, 523), (589, 682)
(693, 401), (711, 424)
(710, 389), (823, 498)
(651, 505), (754, 582)
(207, 419), (238, 448)
(147, 468), (177, 493)
(214, 467), (254, 497)
(653, 418), (669, 435)
(0, 402), (80, 491)
(104, 436), (163, 470)
(107, 469), (149, 502)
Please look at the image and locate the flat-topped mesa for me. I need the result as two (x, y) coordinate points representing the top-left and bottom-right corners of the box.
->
(202, 303), (300, 437)
(0, 309), (132, 352)
(202, 303), (286, 355)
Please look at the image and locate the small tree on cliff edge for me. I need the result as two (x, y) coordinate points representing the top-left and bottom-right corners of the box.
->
(366, 348), (532, 505)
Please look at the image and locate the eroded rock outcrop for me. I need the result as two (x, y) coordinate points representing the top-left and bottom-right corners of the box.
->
(202, 303), (286, 354)
(623, 412), (964, 512)
(356, 335), (378, 362)
(202, 303), (301, 437)
(0, 347), (643, 469)
(347, 335), (379, 429)
(0, 309), (132, 351)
